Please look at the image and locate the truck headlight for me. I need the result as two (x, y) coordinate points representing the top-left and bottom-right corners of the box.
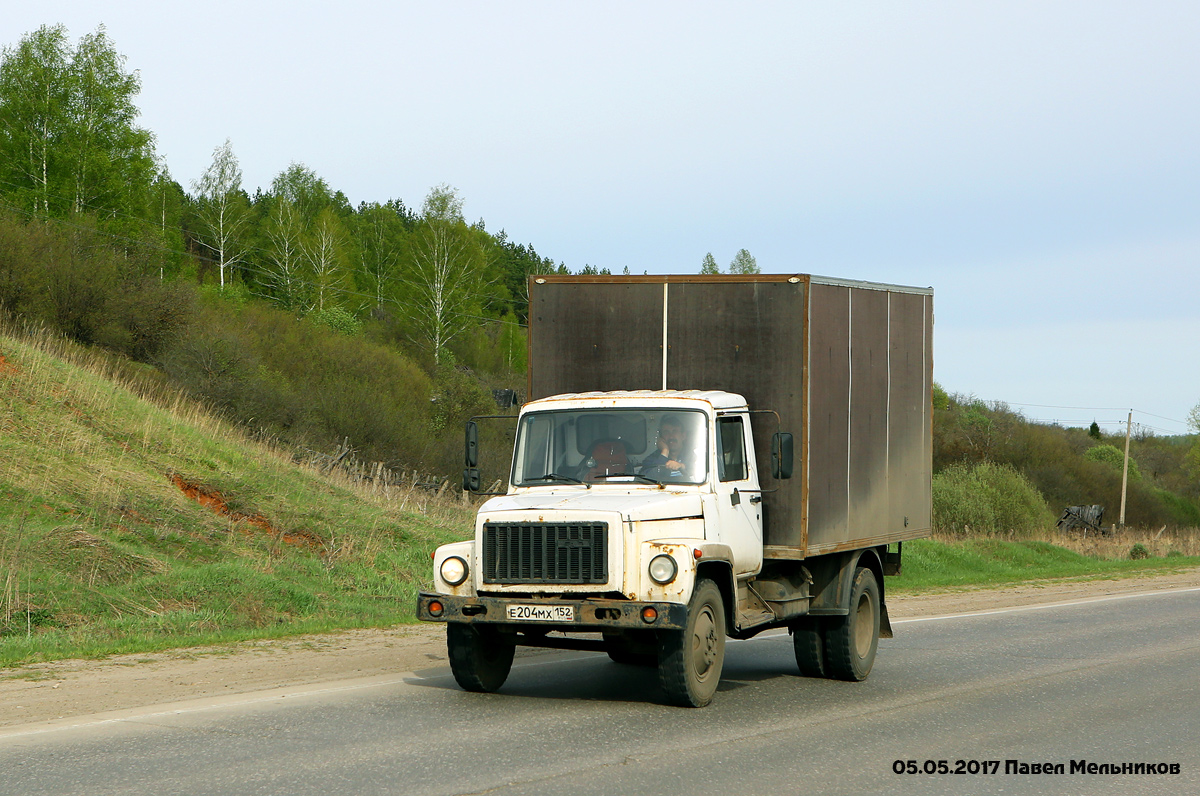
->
(440, 555), (469, 586)
(648, 554), (678, 584)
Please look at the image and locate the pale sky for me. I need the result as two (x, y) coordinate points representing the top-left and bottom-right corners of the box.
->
(6, 2), (1199, 434)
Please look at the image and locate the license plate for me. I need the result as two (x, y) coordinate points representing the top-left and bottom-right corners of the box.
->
(506, 604), (575, 622)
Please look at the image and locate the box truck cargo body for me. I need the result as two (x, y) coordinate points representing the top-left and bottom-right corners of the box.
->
(418, 274), (933, 706)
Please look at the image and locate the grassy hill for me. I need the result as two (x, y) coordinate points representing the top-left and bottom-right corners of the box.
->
(0, 330), (471, 666)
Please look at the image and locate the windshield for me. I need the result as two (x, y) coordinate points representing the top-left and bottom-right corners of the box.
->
(512, 408), (709, 486)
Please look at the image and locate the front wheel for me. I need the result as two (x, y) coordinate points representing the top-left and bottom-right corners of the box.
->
(823, 567), (880, 681)
(658, 579), (726, 707)
(447, 622), (515, 692)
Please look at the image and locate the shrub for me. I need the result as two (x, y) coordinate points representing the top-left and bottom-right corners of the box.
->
(933, 461), (1051, 536)
(1155, 489), (1200, 527)
(931, 382), (950, 411)
(100, 279), (196, 363)
(1084, 444), (1140, 481)
(1129, 543), (1149, 560)
(0, 212), (42, 315)
(309, 306), (362, 336)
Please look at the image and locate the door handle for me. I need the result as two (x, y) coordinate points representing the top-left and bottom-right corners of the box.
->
(749, 495), (762, 504)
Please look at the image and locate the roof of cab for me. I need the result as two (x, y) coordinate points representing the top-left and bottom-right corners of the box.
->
(527, 389), (748, 410)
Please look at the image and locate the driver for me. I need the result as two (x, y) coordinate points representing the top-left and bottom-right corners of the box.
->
(640, 414), (690, 477)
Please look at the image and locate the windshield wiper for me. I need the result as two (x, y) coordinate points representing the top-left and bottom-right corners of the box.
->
(525, 473), (590, 488)
(588, 472), (664, 486)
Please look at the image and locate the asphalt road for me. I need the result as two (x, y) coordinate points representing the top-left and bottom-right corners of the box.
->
(2, 588), (1198, 796)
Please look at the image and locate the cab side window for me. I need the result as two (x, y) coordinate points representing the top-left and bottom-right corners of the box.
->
(716, 417), (748, 482)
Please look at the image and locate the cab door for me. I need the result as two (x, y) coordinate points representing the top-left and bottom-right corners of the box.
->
(710, 414), (763, 575)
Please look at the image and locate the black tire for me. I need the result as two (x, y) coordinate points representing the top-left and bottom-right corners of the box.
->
(658, 579), (726, 707)
(791, 618), (827, 678)
(447, 622), (515, 693)
(824, 567), (880, 681)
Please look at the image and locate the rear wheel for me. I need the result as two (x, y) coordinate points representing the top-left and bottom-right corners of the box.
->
(824, 567), (880, 681)
(791, 618), (827, 678)
(447, 622), (515, 692)
(659, 579), (726, 707)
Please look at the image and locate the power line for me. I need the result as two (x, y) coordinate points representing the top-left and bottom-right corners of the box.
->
(1024, 418), (1180, 435)
(1005, 401), (1133, 412)
(1136, 409), (1190, 425)
(986, 400), (1189, 430)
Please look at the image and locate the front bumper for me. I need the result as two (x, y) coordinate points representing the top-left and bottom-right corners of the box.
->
(416, 592), (688, 631)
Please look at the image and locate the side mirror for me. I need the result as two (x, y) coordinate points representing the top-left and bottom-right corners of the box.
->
(771, 432), (794, 480)
(463, 467), (482, 492)
(465, 421), (479, 467)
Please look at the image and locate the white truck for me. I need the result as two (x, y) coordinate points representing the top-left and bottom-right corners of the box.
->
(417, 274), (933, 707)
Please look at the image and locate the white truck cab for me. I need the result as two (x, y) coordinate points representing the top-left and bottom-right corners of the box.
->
(433, 390), (763, 601)
(421, 389), (780, 706)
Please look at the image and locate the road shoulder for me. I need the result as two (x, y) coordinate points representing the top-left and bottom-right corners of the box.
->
(3, 567), (1199, 730)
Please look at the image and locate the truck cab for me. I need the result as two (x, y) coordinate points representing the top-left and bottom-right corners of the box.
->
(418, 390), (798, 706)
(433, 390), (765, 594)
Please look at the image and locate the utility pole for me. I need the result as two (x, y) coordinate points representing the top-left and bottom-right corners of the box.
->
(1118, 410), (1132, 528)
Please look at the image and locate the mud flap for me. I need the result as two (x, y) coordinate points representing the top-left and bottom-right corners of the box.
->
(879, 600), (894, 639)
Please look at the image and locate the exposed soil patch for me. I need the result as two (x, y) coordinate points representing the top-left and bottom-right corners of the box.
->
(169, 473), (323, 549)
(0, 351), (16, 374)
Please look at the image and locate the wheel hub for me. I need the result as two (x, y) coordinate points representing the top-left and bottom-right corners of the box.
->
(692, 608), (717, 675)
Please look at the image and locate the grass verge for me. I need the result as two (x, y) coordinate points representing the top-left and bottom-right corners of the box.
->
(891, 537), (1200, 593)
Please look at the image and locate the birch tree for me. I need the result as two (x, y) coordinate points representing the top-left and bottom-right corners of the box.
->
(148, 158), (186, 278)
(0, 25), (154, 222)
(355, 202), (406, 311)
(66, 25), (154, 219)
(406, 185), (484, 365)
(263, 196), (309, 310)
(192, 138), (248, 289)
(0, 25), (71, 215)
(728, 248), (760, 274)
(304, 206), (350, 314)
(264, 163), (349, 312)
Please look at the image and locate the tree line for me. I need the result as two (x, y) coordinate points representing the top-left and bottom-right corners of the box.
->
(0, 24), (566, 370)
(933, 387), (1200, 530)
(0, 24), (570, 474)
(0, 23), (766, 357)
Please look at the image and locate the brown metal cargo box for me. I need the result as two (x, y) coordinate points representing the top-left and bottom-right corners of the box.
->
(527, 274), (933, 557)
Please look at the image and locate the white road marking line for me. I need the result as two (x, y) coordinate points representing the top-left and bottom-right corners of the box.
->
(891, 585), (1200, 624)
(0, 676), (413, 741)
(730, 585), (1200, 642)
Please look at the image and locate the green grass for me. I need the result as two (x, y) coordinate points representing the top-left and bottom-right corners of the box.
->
(890, 538), (1200, 593)
(0, 331), (472, 667)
